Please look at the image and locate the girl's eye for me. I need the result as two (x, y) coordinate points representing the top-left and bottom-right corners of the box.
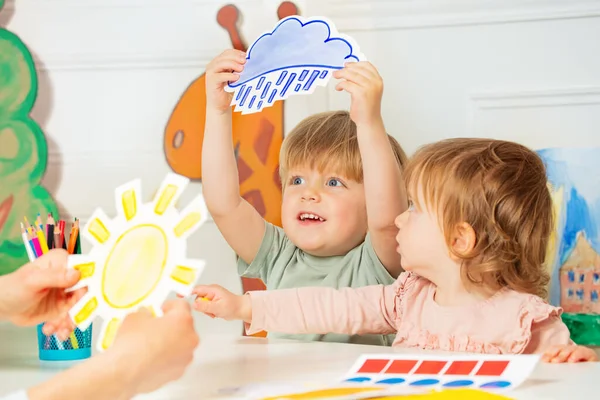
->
(326, 178), (343, 187)
(291, 177), (304, 185)
(408, 200), (415, 211)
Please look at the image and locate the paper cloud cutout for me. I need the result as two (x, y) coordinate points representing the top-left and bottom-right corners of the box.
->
(225, 16), (366, 114)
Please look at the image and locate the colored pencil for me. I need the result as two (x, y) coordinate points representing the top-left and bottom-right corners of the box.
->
(67, 220), (79, 255)
(36, 227), (49, 254)
(46, 214), (55, 249)
(21, 223), (35, 262)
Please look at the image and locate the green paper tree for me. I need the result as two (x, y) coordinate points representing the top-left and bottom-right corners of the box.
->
(0, 3), (58, 274)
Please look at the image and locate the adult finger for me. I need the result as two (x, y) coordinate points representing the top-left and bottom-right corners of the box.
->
(27, 267), (80, 291)
(34, 249), (68, 269)
(162, 299), (192, 314)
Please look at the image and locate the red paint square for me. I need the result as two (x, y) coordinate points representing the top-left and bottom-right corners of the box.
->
(444, 361), (478, 375)
(475, 361), (510, 376)
(413, 360), (447, 374)
(357, 359), (389, 373)
(384, 359), (418, 374)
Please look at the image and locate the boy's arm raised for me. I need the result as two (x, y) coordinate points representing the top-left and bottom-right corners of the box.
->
(202, 50), (266, 265)
(334, 62), (407, 277)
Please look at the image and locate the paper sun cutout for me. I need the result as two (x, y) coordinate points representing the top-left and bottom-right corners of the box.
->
(225, 15), (365, 114)
(67, 173), (207, 351)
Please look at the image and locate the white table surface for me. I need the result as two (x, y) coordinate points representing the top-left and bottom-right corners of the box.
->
(0, 324), (598, 399)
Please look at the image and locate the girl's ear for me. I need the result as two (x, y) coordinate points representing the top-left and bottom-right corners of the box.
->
(451, 222), (476, 257)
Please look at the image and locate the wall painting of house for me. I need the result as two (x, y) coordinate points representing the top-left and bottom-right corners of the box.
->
(539, 148), (600, 345)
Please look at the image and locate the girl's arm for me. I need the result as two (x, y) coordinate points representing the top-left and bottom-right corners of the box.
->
(245, 283), (399, 336)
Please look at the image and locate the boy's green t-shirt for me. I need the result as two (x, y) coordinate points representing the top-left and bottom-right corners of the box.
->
(237, 221), (398, 346)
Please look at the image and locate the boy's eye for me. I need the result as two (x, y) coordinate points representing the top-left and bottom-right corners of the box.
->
(291, 177), (304, 185)
(326, 178), (343, 187)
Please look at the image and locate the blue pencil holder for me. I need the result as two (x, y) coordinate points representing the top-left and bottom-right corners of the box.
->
(36, 323), (93, 361)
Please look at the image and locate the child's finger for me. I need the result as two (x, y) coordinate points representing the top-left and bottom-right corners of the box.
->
(193, 296), (216, 316)
(333, 68), (369, 87)
(191, 285), (216, 298)
(335, 81), (360, 94)
(343, 62), (379, 82)
(219, 49), (246, 61)
(212, 59), (245, 73)
(542, 345), (563, 362)
(214, 73), (240, 84)
(568, 346), (598, 362)
(551, 346), (575, 363)
(345, 61), (380, 78)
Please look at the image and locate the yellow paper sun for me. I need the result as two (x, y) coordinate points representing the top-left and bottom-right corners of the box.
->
(68, 173), (207, 351)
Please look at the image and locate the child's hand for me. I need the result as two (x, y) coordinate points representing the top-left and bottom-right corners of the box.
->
(192, 284), (252, 322)
(205, 49), (246, 114)
(542, 344), (599, 363)
(333, 61), (384, 127)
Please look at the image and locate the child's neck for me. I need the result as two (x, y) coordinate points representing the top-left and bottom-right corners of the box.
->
(432, 271), (494, 307)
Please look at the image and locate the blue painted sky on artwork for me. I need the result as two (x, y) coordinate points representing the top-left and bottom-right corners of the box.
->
(538, 148), (600, 306)
(228, 17), (362, 88)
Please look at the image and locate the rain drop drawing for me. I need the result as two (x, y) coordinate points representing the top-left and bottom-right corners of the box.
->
(225, 15), (366, 114)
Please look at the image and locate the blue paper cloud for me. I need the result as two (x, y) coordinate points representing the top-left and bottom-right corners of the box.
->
(229, 16), (362, 88)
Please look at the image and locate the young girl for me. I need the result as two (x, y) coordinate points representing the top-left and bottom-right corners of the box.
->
(200, 49), (408, 346)
(194, 138), (598, 362)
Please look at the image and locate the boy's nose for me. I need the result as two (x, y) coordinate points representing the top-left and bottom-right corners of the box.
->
(301, 187), (320, 202)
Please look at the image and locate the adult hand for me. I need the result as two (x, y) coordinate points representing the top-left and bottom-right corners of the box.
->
(0, 249), (86, 333)
(109, 299), (200, 394)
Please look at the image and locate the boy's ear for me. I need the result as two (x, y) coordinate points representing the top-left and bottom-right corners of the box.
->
(451, 222), (476, 257)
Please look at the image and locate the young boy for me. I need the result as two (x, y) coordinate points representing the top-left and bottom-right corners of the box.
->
(198, 49), (407, 345)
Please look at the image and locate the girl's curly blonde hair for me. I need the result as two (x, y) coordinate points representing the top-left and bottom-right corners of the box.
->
(404, 138), (552, 298)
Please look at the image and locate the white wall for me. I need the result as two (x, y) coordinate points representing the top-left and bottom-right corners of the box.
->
(3, 0), (600, 335)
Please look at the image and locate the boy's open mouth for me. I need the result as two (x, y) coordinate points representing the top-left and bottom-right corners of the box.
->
(297, 212), (326, 222)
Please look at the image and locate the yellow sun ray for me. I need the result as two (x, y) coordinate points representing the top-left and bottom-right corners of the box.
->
(83, 208), (112, 246)
(153, 173), (190, 216)
(100, 318), (121, 351)
(171, 266), (197, 285)
(115, 179), (142, 222)
(66, 254), (96, 292)
(169, 259), (206, 296)
(172, 194), (209, 240)
(69, 293), (99, 331)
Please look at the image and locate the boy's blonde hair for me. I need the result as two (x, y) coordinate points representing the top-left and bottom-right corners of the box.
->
(279, 111), (407, 186)
(405, 138), (552, 298)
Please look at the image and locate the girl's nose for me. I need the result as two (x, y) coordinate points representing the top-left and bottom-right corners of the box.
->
(395, 211), (408, 228)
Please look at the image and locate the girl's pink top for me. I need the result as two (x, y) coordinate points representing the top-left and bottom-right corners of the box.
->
(246, 272), (572, 354)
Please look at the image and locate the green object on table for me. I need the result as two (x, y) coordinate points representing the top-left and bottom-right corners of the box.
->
(562, 313), (600, 345)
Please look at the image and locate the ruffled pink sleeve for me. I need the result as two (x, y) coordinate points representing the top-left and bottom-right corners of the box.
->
(518, 296), (573, 354)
